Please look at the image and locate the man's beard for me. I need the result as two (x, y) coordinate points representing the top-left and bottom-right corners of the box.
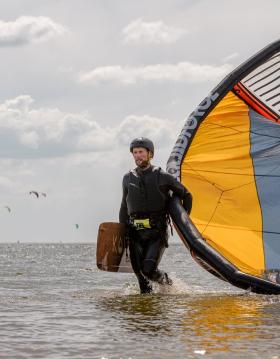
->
(135, 158), (150, 168)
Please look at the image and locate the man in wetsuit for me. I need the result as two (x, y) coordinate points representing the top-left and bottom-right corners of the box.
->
(119, 137), (192, 294)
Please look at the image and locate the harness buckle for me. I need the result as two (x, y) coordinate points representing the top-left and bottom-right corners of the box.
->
(132, 218), (151, 230)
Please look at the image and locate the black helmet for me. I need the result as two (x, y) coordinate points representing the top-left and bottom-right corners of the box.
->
(130, 137), (154, 156)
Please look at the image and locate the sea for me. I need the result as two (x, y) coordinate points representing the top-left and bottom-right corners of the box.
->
(0, 242), (280, 359)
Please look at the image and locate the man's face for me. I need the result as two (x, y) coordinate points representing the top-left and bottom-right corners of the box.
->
(132, 147), (151, 168)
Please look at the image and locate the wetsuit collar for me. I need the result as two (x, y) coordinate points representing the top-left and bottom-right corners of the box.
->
(136, 164), (153, 175)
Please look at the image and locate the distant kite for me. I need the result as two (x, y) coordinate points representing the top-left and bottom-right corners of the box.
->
(29, 191), (39, 198)
(4, 206), (11, 213)
(75, 224), (79, 229)
(29, 191), (47, 198)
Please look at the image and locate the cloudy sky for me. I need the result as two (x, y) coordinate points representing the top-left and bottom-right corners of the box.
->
(0, 0), (279, 242)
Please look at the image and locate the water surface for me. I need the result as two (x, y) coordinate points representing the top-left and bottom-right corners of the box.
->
(0, 243), (279, 359)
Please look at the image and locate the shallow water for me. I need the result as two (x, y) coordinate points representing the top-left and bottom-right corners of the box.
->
(0, 242), (280, 359)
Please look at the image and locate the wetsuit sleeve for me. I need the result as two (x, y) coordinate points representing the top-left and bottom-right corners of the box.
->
(119, 174), (129, 224)
(160, 170), (193, 214)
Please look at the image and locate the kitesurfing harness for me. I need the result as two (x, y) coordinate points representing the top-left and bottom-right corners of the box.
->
(119, 165), (192, 233)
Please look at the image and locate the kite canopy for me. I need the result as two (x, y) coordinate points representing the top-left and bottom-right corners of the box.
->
(167, 40), (280, 294)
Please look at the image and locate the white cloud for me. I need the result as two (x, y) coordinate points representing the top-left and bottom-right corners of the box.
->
(122, 18), (187, 44)
(79, 62), (233, 85)
(20, 131), (40, 149)
(222, 52), (240, 62)
(57, 66), (74, 74)
(0, 169), (28, 196)
(67, 114), (179, 152)
(0, 176), (15, 191)
(0, 16), (66, 46)
(0, 95), (179, 158)
(116, 115), (178, 147)
(0, 95), (100, 157)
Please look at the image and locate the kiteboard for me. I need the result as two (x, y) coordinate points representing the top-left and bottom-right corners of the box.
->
(96, 222), (133, 273)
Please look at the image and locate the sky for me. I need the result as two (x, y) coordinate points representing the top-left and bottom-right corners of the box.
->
(0, 0), (279, 242)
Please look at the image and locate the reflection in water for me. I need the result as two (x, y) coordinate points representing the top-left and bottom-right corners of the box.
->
(180, 294), (271, 353)
(97, 292), (280, 356)
(97, 294), (172, 335)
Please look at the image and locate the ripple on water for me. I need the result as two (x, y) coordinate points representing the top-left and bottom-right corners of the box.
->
(0, 243), (279, 359)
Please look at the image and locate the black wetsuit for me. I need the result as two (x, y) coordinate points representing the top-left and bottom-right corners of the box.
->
(119, 165), (192, 293)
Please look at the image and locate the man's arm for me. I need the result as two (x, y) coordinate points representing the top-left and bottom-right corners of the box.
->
(160, 170), (193, 214)
(119, 174), (129, 224)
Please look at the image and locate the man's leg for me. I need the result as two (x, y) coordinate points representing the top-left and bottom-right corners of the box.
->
(129, 237), (152, 294)
(141, 229), (172, 285)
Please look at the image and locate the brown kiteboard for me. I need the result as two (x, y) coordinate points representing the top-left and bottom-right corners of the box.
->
(96, 222), (133, 273)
